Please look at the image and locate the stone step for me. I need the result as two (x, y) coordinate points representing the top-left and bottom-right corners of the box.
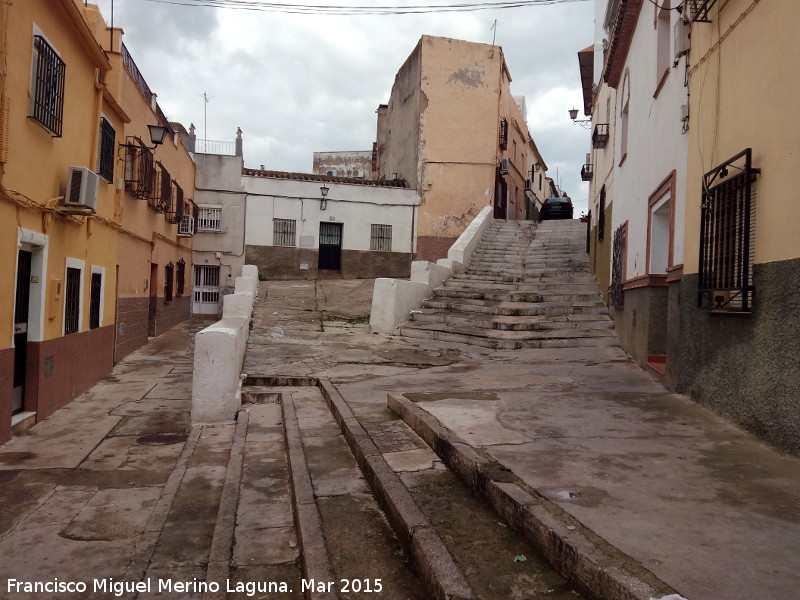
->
(432, 287), (601, 303)
(445, 278), (600, 291)
(397, 322), (619, 349)
(421, 297), (609, 317)
(465, 268), (590, 279)
(410, 308), (614, 331)
(454, 273), (597, 285)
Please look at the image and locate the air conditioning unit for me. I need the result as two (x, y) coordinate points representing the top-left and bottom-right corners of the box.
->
(500, 158), (509, 174)
(674, 18), (690, 60)
(63, 166), (99, 212)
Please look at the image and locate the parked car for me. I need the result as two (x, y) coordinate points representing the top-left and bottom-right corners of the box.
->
(539, 197), (574, 220)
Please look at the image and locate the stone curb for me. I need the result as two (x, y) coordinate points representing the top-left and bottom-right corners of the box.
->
(387, 393), (682, 600)
(121, 427), (202, 600)
(204, 412), (249, 600)
(317, 379), (474, 600)
(282, 392), (339, 600)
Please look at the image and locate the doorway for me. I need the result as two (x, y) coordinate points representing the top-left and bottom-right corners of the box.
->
(13, 250), (32, 414)
(318, 222), (343, 271)
(494, 171), (507, 220)
(193, 265), (221, 315)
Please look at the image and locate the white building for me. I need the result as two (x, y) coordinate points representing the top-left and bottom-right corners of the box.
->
(243, 169), (417, 280)
(601, 0), (690, 367)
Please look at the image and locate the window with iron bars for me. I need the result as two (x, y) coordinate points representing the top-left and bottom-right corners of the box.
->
(176, 259), (186, 296)
(89, 272), (102, 329)
(698, 148), (759, 312)
(123, 138), (155, 199)
(273, 218), (296, 246)
(197, 207), (222, 232)
(65, 267), (81, 334)
(30, 35), (66, 136)
(164, 262), (174, 302)
(97, 117), (115, 182)
(499, 118), (509, 150)
(166, 184), (183, 224)
(609, 224), (627, 307)
(370, 224), (392, 251)
(149, 164), (171, 213)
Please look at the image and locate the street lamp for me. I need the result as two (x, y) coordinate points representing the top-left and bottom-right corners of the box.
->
(320, 185), (329, 211)
(147, 124), (169, 149)
(568, 107), (592, 129)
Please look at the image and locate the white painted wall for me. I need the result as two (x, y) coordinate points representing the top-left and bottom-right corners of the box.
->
(609, 1), (689, 279)
(242, 175), (418, 253)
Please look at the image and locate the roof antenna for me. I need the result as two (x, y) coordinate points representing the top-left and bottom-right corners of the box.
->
(490, 19), (497, 47)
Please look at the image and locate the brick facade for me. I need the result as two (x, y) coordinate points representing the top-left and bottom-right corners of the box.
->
(25, 325), (115, 422)
(115, 296), (150, 361)
(0, 348), (13, 445)
(416, 236), (457, 263)
(149, 295), (191, 338)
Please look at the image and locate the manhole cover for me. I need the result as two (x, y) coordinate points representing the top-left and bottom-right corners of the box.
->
(136, 433), (188, 446)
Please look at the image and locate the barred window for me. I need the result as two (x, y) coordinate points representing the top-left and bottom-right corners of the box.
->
(89, 272), (103, 329)
(30, 35), (66, 136)
(176, 259), (186, 296)
(165, 262), (174, 302)
(609, 223), (627, 307)
(370, 224), (392, 251)
(499, 118), (509, 150)
(273, 218), (296, 246)
(97, 117), (115, 181)
(197, 207), (222, 231)
(65, 267), (81, 334)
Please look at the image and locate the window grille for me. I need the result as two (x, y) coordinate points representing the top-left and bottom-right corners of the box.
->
(97, 117), (115, 181)
(149, 165), (171, 213)
(197, 207), (222, 231)
(123, 138), (155, 199)
(176, 259), (185, 296)
(273, 218), (296, 246)
(30, 36), (66, 136)
(598, 186), (606, 241)
(499, 118), (509, 150)
(65, 267), (81, 334)
(164, 262), (174, 302)
(166, 183), (183, 224)
(89, 272), (102, 329)
(698, 148), (759, 312)
(610, 224), (626, 307)
(370, 224), (392, 251)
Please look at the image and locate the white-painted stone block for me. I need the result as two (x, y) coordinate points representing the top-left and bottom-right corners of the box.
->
(234, 276), (257, 296)
(370, 278), (431, 334)
(222, 291), (254, 319)
(241, 264), (258, 280)
(192, 317), (249, 426)
(436, 258), (464, 274)
(411, 260), (452, 289)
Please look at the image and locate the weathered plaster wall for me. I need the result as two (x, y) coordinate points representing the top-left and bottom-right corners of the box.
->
(676, 262), (800, 456)
(379, 40), (422, 184)
(610, 284), (668, 364)
(313, 151), (373, 178)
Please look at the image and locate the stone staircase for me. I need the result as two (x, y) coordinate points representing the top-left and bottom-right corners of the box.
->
(398, 219), (619, 349)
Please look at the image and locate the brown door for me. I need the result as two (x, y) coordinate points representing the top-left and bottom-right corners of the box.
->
(318, 222), (343, 271)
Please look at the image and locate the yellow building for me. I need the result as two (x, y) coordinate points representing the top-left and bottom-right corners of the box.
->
(0, 1), (195, 444)
(676, 0), (800, 454)
(376, 35), (541, 261)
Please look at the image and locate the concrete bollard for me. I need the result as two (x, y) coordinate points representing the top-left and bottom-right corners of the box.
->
(222, 291), (254, 319)
(369, 278), (432, 334)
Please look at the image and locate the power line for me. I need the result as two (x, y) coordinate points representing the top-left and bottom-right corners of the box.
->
(139, 0), (590, 16)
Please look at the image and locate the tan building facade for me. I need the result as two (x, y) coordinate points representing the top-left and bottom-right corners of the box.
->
(0, 1), (194, 445)
(377, 35), (544, 261)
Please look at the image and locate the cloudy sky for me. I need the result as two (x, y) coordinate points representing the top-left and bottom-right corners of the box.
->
(92, 0), (595, 214)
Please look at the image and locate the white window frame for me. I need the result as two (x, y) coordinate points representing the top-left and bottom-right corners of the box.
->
(197, 205), (222, 232)
(63, 257), (85, 335)
(90, 265), (106, 329)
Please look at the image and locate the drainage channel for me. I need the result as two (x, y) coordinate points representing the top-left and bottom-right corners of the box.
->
(243, 381), (424, 599)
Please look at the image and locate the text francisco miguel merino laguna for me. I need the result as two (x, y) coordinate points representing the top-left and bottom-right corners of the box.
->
(7, 577), (384, 596)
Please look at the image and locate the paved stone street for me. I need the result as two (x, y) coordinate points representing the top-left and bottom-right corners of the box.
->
(0, 278), (798, 600)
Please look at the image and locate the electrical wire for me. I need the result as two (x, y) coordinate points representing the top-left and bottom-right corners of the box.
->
(138, 0), (590, 15)
(644, 0), (683, 11)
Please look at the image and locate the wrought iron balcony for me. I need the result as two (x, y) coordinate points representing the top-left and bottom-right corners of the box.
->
(581, 163), (593, 181)
(592, 124), (610, 149)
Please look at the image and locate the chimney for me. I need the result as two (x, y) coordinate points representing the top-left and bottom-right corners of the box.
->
(235, 127), (243, 158)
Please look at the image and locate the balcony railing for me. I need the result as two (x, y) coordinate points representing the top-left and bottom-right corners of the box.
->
(178, 214), (195, 237)
(120, 42), (173, 141)
(592, 124), (610, 149)
(194, 139), (236, 156)
(581, 163), (593, 181)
